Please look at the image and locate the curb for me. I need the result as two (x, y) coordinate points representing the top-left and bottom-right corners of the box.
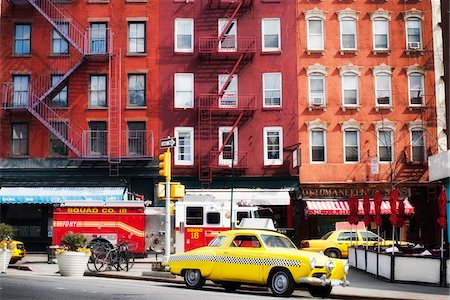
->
(8, 265), (32, 271)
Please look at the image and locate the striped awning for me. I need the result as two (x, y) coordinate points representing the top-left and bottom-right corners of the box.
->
(0, 187), (126, 204)
(305, 198), (414, 216)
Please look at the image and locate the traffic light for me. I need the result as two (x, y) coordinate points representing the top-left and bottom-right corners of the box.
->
(158, 150), (171, 180)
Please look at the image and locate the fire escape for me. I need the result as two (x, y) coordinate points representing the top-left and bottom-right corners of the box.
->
(198, 0), (256, 183)
(1, 0), (127, 174)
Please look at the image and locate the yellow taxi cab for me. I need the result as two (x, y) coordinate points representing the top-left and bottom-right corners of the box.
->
(0, 240), (27, 263)
(168, 227), (349, 297)
(300, 230), (413, 259)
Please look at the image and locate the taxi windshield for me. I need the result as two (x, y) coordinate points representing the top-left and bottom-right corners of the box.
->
(261, 235), (297, 249)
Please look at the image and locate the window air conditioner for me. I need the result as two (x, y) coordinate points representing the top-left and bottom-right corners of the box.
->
(408, 42), (421, 50)
(311, 97), (324, 106)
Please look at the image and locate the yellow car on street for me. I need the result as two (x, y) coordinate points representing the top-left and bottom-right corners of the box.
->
(168, 229), (349, 297)
(0, 240), (26, 264)
(300, 230), (414, 259)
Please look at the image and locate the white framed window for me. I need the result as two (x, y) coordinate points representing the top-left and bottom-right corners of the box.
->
(128, 22), (146, 53)
(410, 129), (425, 162)
(307, 18), (324, 50)
(310, 129), (326, 163)
(262, 18), (280, 52)
(174, 73), (194, 108)
(408, 72), (424, 106)
(340, 17), (357, 50)
(52, 22), (69, 54)
(12, 75), (29, 107)
(175, 18), (193, 53)
(344, 130), (359, 163)
(51, 74), (68, 107)
(309, 73), (325, 106)
(372, 65), (393, 107)
(377, 130), (394, 162)
(372, 17), (389, 50)
(218, 19), (237, 52)
(218, 74), (238, 108)
(174, 127), (194, 165)
(219, 127), (238, 166)
(263, 127), (283, 165)
(342, 74), (358, 106)
(128, 74), (146, 106)
(406, 17), (422, 50)
(263, 73), (281, 107)
(14, 23), (31, 55)
(89, 75), (107, 107)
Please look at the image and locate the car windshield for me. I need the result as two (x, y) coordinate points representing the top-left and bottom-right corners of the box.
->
(321, 232), (333, 240)
(261, 235), (297, 249)
(208, 236), (227, 247)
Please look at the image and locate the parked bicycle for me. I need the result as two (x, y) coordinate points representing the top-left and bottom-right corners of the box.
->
(87, 240), (135, 272)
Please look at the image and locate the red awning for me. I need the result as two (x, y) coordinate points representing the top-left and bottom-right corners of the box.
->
(305, 198), (414, 216)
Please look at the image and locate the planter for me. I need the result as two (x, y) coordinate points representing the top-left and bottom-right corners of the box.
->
(0, 249), (12, 273)
(56, 251), (90, 277)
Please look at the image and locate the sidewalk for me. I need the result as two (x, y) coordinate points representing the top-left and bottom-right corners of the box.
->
(6, 254), (450, 300)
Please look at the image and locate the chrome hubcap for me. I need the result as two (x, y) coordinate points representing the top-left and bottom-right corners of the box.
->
(274, 273), (288, 292)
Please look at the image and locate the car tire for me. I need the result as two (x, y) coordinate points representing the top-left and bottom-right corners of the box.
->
(184, 269), (205, 289)
(308, 285), (332, 298)
(324, 248), (341, 259)
(222, 282), (240, 292)
(9, 259), (18, 265)
(269, 269), (295, 297)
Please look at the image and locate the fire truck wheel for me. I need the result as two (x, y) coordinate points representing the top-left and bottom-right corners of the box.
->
(183, 269), (205, 289)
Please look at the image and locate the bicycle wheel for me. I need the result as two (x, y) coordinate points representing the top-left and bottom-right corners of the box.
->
(94, 253), (110, 272)
(87, 255), (97, 272)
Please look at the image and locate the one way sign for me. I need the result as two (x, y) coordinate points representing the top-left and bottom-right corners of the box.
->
(160, 137), (176, 149)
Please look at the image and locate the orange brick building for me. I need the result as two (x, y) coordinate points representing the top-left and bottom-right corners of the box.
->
(296, 0), (442, 245)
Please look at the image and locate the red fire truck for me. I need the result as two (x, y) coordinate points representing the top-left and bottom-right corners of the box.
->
(52, 201), (145, 254)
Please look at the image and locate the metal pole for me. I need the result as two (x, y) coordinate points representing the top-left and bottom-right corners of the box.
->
(230, 144), (235, 229)
(164, 149), (171, 262)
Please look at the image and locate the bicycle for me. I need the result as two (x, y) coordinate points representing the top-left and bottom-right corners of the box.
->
(93, 241), (135, 272)
(86, 238), (114, 272)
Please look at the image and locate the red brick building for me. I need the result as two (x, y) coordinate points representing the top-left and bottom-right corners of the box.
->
(296, 0), (442, 245)
(0, 0), (159, 250)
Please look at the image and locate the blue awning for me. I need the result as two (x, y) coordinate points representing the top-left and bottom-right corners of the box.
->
(0, 187), (126, 204)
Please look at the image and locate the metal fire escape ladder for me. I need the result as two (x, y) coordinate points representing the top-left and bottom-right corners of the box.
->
(108, 48), (122, 176)
(199, 109), (212, 182)
(217, 1), (243, 43)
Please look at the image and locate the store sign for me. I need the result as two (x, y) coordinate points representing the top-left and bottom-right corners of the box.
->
(302, 187), (408, 198)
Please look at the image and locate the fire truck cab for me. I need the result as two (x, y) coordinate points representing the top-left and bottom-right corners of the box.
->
(174, 200), (259, 253)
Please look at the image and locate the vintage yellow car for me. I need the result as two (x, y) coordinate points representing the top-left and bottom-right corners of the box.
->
(168, 229), (349, 297)
(0, 240), (26, 264)
(300, 230), (414, 259)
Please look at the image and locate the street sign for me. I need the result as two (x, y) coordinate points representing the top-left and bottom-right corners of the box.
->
(160, 137), (176, 149)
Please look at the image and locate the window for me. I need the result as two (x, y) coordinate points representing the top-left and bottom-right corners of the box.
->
(406, 17), (422, 50)
(208, 236), (226, 247)
(262, 18), (280, 52)
(175, 18), (193, 52)
(342, 74), (358, 106)
(263, 73), (281, 107)
(14, 24), (31, 54)
(128, 22), (145, 53)
(372, 17), (389, 50)
(263, 127), (283, 165)
(186, 207), (203, 225)
(340, 18), (356, 50)
(128, 74), (146, 106)
(375, 73), (392, 106)
(360, 231), (380, 242)
(408, 72), (424, 106)
(12, 75), (29, 107)
(88, 121), (107, 156)
(90, 22), (107, 53)
(219, 127), (238, 166)
(231, 235), (261, 248)
(344, 130), (359, 163)
(337, 232), (357, 241)
(89, 75), (107, 107)
(49, 122), (68, 156)
(174, 73), (194, 108)
(378, 130), (393, 162)
(174, 127), (194, 165)
(51, 74), (68, 107)
(310, 129), (325, 162)
(411, 129), (425, 162)
(127, 122), (146, 156)
(206, 212), (220, 225)
(307, 19), (324, 50)
(52, 22), (69, 54)
(11, 123), (28, 156)
(218, 19), (237, 52)
(309, 73), (325, 106)
(218, 74), (238, 107)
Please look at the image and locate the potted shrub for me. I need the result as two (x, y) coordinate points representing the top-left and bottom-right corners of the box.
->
(56, 232), (91, 277)
(0, 223), (14, 272)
